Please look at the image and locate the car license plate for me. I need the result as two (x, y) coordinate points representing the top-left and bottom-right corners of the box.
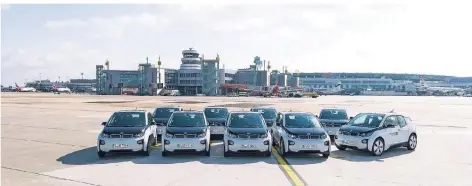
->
(177, 144), (192, 148)
(157, 129), (164, 134)
(343, 140), (354, 145)
(328, 131), (335, 135)
(211, 128), (223, 133)
(113, 144), (128, 148)
(241, 144), (256, 148)
(302, 145), (317, 148)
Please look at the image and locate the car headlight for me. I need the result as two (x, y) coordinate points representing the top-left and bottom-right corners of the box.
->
(228, 133), (237, 138)
(101, 133), (109, 138)
(165, 133), (174, 138)
(197, 132), (206, 138)
(288, 133), (297, 139)
(260, 133), (268, 138)
(321, 134), (328, 139)
(360, 132), (373, 137)
(134, 132), (145, 138)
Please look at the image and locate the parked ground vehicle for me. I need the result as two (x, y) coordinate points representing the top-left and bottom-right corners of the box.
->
(317, 108), (350, 140)
(250, 107), (277, 130)
(272, 112), (331, 158)
(97, 110), (157, 157)
(161, 111), (211, 156)
(204, 107), (229, 140)
(334, 112), (417, 156)
(223, 112), (272, 157)
(153, 106), (183, 140)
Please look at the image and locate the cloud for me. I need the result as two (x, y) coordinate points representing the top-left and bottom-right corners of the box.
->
(1, 43), (105, 84)
(1, 4), (10, 11)
(44, 13), (170, 39)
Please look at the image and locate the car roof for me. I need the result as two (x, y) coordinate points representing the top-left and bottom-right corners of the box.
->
(251, 106), (276, 110)
(320, 108), (346, 111)
(116, 110), (147, 113)
(356, 112), (403, 117)
(230, 111), (261, 115)
(155, 106), (181, 109)
(204, 106), (228, 109)
(173, 111), (203, 114)
(280, 111), (314, 115)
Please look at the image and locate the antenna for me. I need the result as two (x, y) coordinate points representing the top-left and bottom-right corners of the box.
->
(289, 109), (292, 112)
(389, 109), (395, 113)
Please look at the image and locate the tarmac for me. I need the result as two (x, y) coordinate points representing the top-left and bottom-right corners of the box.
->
(1, 92), (472, 186)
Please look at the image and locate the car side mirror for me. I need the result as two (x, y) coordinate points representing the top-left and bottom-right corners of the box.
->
(349, 116), (354, 120)
(101, 122), (107, 126)
(151, 120), (156, 125)
(315, 115), (319, 118)
(276, 122), (281, 126)
(385, 123), (395, 128)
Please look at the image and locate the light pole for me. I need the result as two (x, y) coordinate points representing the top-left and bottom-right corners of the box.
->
(158, 56), (162, 84)
(81, 73), (84, 79)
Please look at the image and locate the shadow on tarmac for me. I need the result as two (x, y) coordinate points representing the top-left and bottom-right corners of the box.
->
(56, 143), (414, 166)
(57, 143), (333, 166)
(330, 146), (414, 162)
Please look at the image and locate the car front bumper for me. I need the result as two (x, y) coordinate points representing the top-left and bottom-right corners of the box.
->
(226, 138), (271, 153)
(286, 138), (330, 153)
(335, 135), (370, 150)
(97, 137), (145, 153)
(163, 137), (209, 152)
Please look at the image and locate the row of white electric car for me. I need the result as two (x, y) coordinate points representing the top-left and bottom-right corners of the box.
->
(96, 106), (418, 158)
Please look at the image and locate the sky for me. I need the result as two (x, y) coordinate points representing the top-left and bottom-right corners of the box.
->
(1, 2), (472, 85)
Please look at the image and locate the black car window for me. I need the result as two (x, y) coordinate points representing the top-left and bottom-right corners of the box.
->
(284, 113), (321, 128)
(204, 108), (229, 119)
(348, 113), (385, 128)
(397, 116), (407, 128)
(319, 109), (348, 120)
(168, 113), (206, 127)
(229, 113), (265, 128)
(107, 112), (146, 127)
(147, 113), (153, 125)
(384, 116), (399, 127)
(252, 108), (277, 119)
(154, 108), (179, 118)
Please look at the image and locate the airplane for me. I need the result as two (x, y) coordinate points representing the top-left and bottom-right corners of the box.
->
(310, 81), (343, 95)
(16, 83), (37, 92)
(52, 84), (71, 94)
(418, 77), (465, 96)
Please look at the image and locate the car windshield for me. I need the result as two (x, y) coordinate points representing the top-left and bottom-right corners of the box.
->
(252, 108), (277, 119)
(285, 113), (321, 128)
(204, 108), (229, 119)
(228, 113), (265, 128)
(319, 109), (348, 120)
(347, 113), (385, 128)
(168, 113), (206, 127)
(154, 108), (180, 118)
(106, 112), (146, 127)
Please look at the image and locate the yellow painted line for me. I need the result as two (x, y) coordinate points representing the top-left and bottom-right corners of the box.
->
(271, 147), (306, 186)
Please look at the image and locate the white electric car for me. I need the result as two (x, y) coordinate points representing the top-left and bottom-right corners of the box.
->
(161, 111), (211, 156)
(272, 112), (331, 158)
(152, 106), (183, 140)
(203, 106), (229, 140)
(97, 110), (158, 157)
(223, 112), (272, 157)
(334, 112), (417, 156)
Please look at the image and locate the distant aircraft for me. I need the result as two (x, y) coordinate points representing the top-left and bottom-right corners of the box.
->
(312, 81), (343, 95)
(418, 77), (465, 95)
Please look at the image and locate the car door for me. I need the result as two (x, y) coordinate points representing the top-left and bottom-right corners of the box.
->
(396, 115), (410, 144)
(383, 116), (401, 146)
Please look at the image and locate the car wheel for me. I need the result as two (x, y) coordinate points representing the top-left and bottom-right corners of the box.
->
(205, 145), (211, 157)
(335, 143), (346, 151)
(97, 151), (106, 158)
(371, 138), (385, 156)
(223, 144), (230, 157)
(322, 152), (330, 158)
(162, 150), (168, 157)
(278, 139), (286, 157)
(143, 140), (151, 156)
(272, 136), (276, 147)
(407, 134), (417, 150)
